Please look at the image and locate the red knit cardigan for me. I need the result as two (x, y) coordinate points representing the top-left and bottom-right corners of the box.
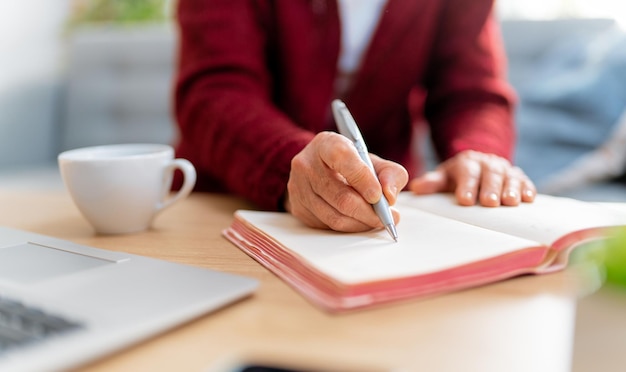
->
(174, 0), (516, 210)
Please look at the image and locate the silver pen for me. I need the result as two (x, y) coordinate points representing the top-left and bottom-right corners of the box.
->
(331, 99), (398, 242)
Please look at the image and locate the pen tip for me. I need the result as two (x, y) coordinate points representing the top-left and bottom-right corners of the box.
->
(385, 224), (398, 243)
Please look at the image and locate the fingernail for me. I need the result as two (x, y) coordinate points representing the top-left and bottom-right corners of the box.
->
(524, 189), (535, 199)
(391, 186), (401, 204)
(487, 192), (498, 202)
(505, 190), (518, 199)
(425, 171), (439, 180)
(390, 185), (398, 197)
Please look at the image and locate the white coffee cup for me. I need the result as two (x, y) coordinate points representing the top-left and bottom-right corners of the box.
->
(58, 143), (196, 235)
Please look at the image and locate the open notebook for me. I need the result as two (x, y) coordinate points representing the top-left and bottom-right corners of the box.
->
(224, 193), (626, 312)
(0, 227), (258, 371)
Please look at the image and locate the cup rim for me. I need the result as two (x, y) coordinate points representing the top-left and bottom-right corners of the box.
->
(58, 143), (173, 162)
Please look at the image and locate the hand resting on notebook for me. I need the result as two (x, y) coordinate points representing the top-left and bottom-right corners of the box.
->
(409, 150), (536, 207)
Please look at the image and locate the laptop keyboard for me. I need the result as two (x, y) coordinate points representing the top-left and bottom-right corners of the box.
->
(0, 296), (84, 354)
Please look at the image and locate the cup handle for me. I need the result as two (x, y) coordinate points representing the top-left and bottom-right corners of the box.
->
(158, 158), (197, 211)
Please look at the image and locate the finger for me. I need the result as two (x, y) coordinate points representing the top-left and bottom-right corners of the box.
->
(371, 155), (409, 205)
(501, 170), (522, 206)
(288, 137), (377, 232)
(390, 206), (401, 226)
(303, 198), (374, 232)
(501, 166), (538, 206)
(318, 148), (401, 229)
(408, 170), (448, 195)
(521, 177), (537, 203)
(319, 133), (382, 204)
(289, 197), (327, 230)
(305, 153), (382, 229)
(311, 193), (375, 232)
(451, 159), (481, 206)
(326, 184), (384, 229)
(478, 160), (507, 207)
(289, 174), (375, 232)
(286, 173), (331, 229)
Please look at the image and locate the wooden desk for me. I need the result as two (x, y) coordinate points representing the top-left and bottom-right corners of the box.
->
(0, 190), (616, 372)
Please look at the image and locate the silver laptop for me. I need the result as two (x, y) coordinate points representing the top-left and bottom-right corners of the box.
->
(0, 226), (258, 372)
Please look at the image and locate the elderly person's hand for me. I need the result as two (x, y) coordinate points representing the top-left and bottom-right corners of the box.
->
(408, 150), (536, 206)
(284, 131), (409, 232)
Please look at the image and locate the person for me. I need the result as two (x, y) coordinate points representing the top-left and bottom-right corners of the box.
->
(173, 0), (536, 234)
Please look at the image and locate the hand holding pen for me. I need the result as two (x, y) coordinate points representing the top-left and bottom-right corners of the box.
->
(331, 99), (399, 241)
(283, 100), (408, 238)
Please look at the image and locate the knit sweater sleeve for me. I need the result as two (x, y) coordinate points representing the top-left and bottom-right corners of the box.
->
(174, 0), (315, 210)
(424, 0), (517, 162)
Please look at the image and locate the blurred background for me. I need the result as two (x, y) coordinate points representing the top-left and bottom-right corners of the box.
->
(1, 0), (626, 199)
(0, 0), (175, 189)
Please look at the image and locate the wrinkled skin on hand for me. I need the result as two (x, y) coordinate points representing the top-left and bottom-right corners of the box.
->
(285, 134), (536, 233)
(284, 131), (408, 232)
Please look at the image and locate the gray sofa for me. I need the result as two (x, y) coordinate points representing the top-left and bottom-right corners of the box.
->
(501, 19), (626, 201)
